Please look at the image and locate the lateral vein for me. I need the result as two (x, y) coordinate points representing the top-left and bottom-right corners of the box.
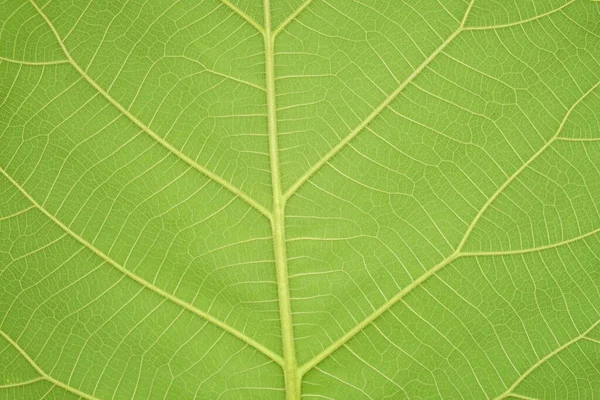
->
(0, 166), (283, 367)
(0, 377), (44, 389)
(298, 79), (600, 376)
(0, 330), (99, 400)
(464, 0), (577, 31)
(283, 0), (475, 201)
(492, 320), (600, 400)
(460, 228), (600, 257)
(0, 56), (69, 66)
(220, 0), (266, 35)
(298, 253), (459, 376)
(455, 80), (600, 252)
(27, 0), (271, 220)
(273, 0), (314, 38)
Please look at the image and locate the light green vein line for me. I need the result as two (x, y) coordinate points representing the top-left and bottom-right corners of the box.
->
(0, 330), (99, 399)
(583, 337), (600, 344)
(556, 137), (600, 142)
(298, 0), (476, 376)
(456, 80), (600, 252)
(464, 0), (576, 31)
(0, 167), (283, 367)
(164, 56), (266, 91)
(283, 0), (475, 201)
(0, 56), (69, 66)
(493, 320), (600, 400)
(298, 252), (460, 376)
(27, 0), (271, 220)
(509, 394), (540, 400)
(220, 0), (265, 35)
(460, 228), (600, 257)
(298, 56), (598, 379)
(0, 206), (34, 221)
(273, 0), (314, 38)
(0, 377), (44, 389)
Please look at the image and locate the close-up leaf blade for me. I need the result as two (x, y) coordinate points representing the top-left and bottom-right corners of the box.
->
(1, 0), (599, 399)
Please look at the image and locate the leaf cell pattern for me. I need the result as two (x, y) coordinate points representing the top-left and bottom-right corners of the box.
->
(1, 0), (599, 399)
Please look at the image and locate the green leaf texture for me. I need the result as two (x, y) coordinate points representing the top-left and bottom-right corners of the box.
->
(1, 0), (599, 399)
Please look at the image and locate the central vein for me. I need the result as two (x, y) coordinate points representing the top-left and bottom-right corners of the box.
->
(263, 0), (300, 398)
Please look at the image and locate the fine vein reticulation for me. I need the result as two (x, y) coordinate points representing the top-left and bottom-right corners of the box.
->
(1, 0), (599, 399)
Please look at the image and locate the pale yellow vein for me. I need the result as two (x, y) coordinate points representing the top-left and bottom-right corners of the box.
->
(27, 0), (271, 220)
(283, 0), (475, 201)
(493, 320), (600, 400)
(0, 330), (99, 400)
(0, 166), (283, 367)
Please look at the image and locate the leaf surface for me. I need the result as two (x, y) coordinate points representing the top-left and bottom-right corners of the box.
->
(1, 0), (599, 399)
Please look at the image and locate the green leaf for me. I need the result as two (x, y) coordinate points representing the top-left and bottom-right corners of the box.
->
(1, 0), (599, 399)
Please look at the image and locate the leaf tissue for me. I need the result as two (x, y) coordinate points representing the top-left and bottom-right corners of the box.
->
(1, 0), (599, 399)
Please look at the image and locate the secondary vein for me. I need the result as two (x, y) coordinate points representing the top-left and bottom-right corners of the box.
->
(0, 330), (100, 400)
(283, 0), (475, 201)
(220, 0), (265, 34)
(492, 320), (600, 400)
(297, 78), (600, 377)
(0, 166), (283, 367)
(27, 0), (271, 220)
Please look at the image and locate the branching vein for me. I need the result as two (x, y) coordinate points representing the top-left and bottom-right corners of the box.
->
(283, 0), (475, 200)
(273, 0), (314, 38)
(3, 1), (598, 399)
(298, 79), (600, 377)
(0, 330), (99, 400)
(220, 0), (265, 34)
(0, 166), (283, 367)
(461, 228), (600, 256)
(464, 0), (577, 31)
(27, 0), (271, 220)
(493, 320), (600, 400)
(0, 56), (69, 66)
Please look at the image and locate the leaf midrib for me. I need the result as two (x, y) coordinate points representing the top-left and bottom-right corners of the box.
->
(262, 0), (300, 398)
